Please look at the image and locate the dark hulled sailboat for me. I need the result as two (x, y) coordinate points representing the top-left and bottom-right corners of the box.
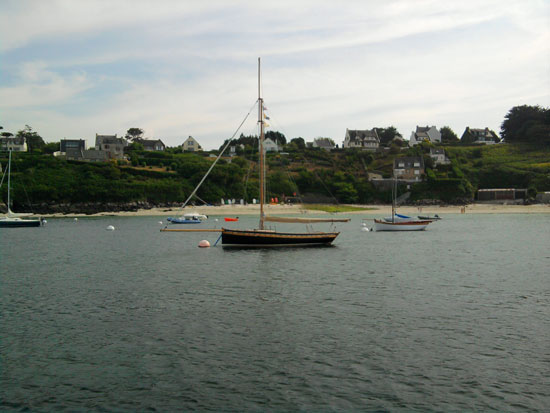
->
(221, 58), (347, 247)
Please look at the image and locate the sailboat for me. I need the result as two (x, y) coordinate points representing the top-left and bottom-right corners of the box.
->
(0, 150), (42, 228)
(220, 58), (348, 247)
(373, 178), (431, 231)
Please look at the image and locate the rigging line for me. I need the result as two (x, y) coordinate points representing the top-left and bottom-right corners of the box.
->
(284, 169), (304, 204)
(179, 100), (258, 209)
(193, 193), (210, 206)
(311, 167), (340, 206)
(0, 164), (7, 188)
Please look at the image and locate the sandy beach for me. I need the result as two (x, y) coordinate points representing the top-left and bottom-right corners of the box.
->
(39, 203), (550, 218)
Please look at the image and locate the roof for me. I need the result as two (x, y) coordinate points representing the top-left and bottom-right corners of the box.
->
(416, 126), (433, 133)
(314, 138), (335, 148)
(394, 156), (424, 168)
(346, 129), (380, 142)
(430, 148), (445, 155)
(96, 134), (125, 145)
(135, 138), (165, 149)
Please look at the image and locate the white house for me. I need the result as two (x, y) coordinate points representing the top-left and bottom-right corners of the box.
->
(263, 137), (279, 152)
(460, 127), (499, 144)
(182, 136), (202, 152)
(343, 129), (380, 150)
(429, 148), (451, 166)
(0, 136), (27, 152)
(409, 126), (441, 146)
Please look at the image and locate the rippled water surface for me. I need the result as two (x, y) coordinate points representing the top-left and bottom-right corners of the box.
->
(1, 214), (549, 411)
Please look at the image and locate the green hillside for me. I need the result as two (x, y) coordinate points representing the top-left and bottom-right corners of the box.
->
(1, 142), (549, 213)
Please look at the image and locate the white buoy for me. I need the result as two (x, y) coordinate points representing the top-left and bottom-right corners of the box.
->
(361, 227), (369, 232)
(362, 222), (367, 227)
(42, 219), (47, 224)
(158, 221), (163, 224)
(106, 225), (115, 231)
(74, 218), (78, 221)
(198, 240), (210, 248)
(214, 218), (219, 222)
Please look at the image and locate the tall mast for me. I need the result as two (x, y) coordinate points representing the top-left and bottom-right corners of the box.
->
(7, 149), (11, 214)
(258, 57), (265, 230)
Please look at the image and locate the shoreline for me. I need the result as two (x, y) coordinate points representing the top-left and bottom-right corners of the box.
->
(37, 203), (550, 218)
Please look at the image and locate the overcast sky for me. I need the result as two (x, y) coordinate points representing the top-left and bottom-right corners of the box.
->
(1, 0), (548, 149)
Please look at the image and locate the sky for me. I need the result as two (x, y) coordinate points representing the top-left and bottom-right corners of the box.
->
(0, 0), (548, 150)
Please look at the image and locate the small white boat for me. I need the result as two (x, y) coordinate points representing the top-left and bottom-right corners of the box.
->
(374, 219), (431, 231)
(374, 178), (431, 232)
(166, 211), (208, 224)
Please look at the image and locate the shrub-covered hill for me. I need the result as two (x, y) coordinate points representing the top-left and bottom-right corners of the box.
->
(1, 143), (548, 213)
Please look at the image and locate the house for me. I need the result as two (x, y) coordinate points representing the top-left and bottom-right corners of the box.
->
(0, 136), (27, 152)
(393, 156), (425, 181)
(409, 126), (441, 146)
(263, 137), (279, 152)
(343, 129), (380, 150)
(135, 138), (165, 151)
(95, 134), (127, 159)
(312, 137), (335, 151)
(182, 136), (202, 152)
(229, 144), (244, 156)
(60, 139), (86, 153)
(461, 127), (499, 144)
(429, 148), (450, 166)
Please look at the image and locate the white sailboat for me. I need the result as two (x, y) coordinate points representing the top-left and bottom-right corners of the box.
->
(373, 178), (431, 231)
(0, 150), (42, 228)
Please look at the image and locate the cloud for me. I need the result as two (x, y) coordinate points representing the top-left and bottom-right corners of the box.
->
(0, 62), (91, 108)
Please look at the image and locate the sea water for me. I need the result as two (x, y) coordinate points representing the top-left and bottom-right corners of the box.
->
(1, 214), (549, 411)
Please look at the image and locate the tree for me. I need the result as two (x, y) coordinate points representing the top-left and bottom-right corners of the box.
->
(43, 142), (60, 154)
(265, 130), (286, 146)
(501, 105), (549, 144)
(440, 126), (459, 143)
(125, 128), (144, 141)
(290, 137), (306, 150)
(16, 125), (45, 152)
(1, 132), (14, 138)
(376, 126), (402, 146)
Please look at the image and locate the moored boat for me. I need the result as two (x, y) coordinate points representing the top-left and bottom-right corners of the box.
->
(220, 58), (347, 247)
(373, 178), (431, 232)
(417, 214), (441, 221)
(374, 219), (431, 231)
(1, 150), (42, 228)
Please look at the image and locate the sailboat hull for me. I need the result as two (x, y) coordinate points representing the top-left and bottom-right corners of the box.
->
(373, 219), (430, 231)
(221, 228), (339, 247)
(0, 218), (42, 228)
